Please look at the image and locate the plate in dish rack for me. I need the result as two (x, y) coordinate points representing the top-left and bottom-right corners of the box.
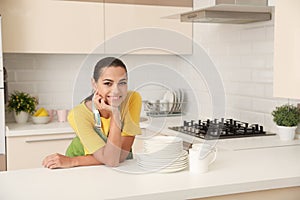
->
(163, 90), (174, 113)
(173, 89), (181, 112)
(178, 88), (184, 112)
(168, 90), (177, 113)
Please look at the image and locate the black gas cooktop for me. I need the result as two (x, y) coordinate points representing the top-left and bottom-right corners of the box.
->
(169, 118), (275, 140)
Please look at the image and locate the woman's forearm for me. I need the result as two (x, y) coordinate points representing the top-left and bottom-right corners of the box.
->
(72, 155), (103, 167)
(93, 110), (123, 166)
(42, 153), (103, 169)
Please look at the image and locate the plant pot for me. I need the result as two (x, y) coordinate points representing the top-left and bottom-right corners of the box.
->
(14, 111), (29, 124)
(276, 125), (297, 141)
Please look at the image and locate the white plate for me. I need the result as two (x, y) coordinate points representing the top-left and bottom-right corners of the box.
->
(178, 89), (184, 112)
(174, 89), (181, 112)
(143, 143), (183, 149)
(163, 90), (174, 113)
(143, 143), (183, 150)
(137, 150), (187, 159)
(137, 159), (188, 168)
(137, 158), (187, 165)
(138, 163), (188, 173)
(137, 162), (188, 170)
(145, 136), (183, 144)
(143, 148), (183, 155)
(141, 151), (183, 159)
(168, 90), (177, 113)
(160, 165), (187, 173)
(163, 90), (173, 102)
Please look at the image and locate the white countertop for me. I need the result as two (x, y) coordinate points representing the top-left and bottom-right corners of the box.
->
(0, 145), (299, 200)
(6, 121), (74, 137)
(1, 117), (300, 199)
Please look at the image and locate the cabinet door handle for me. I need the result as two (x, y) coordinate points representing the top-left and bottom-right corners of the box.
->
(187, 14), (197, 19)
(25, 137), (74, 143)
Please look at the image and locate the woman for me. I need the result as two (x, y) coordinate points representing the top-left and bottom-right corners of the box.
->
(42, 57), (142, 169)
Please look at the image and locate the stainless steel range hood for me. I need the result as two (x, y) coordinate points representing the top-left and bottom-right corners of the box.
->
(181, 0), (273, 24)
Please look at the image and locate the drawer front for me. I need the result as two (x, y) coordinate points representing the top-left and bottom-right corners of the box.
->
(7, 133), (75, 170)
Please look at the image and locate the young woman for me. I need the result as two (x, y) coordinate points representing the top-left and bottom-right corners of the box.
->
(42, 57), (142, 169)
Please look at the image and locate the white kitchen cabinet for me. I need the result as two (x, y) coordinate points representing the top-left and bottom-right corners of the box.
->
(62, 0), (192, 7)
(104, 3), (193, 54)
(273, 0), (300, 99)
(0, 0), (192, 54)
(6, 132), (75, 170)
(0, 0), (104, 53)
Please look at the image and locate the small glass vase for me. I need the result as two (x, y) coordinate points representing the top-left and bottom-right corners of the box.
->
(14, 111), (29, 124)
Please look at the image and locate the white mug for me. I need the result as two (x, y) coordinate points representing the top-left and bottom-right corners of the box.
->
(188, 143), (217, 174)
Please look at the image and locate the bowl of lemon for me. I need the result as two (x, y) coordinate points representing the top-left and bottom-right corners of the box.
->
(32, 108), (50, 124)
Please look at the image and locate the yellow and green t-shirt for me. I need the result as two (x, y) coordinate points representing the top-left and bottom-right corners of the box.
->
(67, 91), (142, 155)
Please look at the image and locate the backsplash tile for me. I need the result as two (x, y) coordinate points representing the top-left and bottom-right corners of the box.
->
(252, 41), (274, 54)
(251, 69), (273, 83)
(240, 27), (266, 42)
(240, 54), (270, 69)
(228, 42), (252, 56)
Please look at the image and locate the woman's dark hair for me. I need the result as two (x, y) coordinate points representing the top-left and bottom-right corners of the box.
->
(83, 57), (127, 102)
(93, 57), (127, 82)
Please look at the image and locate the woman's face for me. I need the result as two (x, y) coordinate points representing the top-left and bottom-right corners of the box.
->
(93, 66), (128, 107)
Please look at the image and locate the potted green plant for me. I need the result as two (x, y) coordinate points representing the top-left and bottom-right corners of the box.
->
(272, 104), (300, 141)
(7, 91), (38, 123)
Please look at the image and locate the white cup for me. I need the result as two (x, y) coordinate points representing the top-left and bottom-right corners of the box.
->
(188, 143), (217, 174)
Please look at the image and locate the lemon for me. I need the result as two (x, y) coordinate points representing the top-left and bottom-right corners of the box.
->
(34, 107), (49, 117)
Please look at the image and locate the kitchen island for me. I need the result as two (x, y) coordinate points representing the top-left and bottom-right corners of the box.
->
(0, 142), (299, 200)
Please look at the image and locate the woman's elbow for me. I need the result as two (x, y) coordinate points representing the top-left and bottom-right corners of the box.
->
(105, 159), (120, 167)
(93, 147), (121, 167)
(94, 154), (120, 167)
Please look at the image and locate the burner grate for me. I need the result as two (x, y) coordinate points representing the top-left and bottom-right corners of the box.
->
(169, 118), (275, 140)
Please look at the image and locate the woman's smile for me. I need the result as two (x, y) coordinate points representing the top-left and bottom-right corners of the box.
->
(107, 95), (123, 103)
(95, 66), (128, 107)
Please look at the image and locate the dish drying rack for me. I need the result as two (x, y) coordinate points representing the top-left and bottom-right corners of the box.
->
(143, 100), (184, 117)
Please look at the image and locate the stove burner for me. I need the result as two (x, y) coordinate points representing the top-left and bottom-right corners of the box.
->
(169, 118), (275, 140)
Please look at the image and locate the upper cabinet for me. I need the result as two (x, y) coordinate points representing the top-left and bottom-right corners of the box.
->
(273, 0), (300, 99)
(103, 4), (193, 54)
(0, 0), (104, 54)
(0, 0), (192, 54)
(63, 0), (193, 7)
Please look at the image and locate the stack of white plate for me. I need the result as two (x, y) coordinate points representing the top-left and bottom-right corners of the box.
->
(136, 136), (188, 173)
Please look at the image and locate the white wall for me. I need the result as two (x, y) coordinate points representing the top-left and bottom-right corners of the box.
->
(4, 20), (299, 132)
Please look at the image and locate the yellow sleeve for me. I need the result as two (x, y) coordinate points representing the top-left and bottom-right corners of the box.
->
(121, 91), (142, 136)
(68, 103), (105, 155)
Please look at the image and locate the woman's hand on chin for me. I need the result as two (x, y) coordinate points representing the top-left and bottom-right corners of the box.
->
(93, 92), (119, 115)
